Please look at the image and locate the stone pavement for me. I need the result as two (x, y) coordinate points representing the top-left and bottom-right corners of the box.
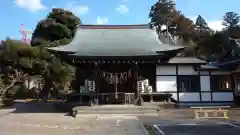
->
(0, 113), (149, 135)
(154, 122), (240, 135)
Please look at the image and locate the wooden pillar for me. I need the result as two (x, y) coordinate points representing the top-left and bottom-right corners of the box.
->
(133, 62), (139, 99)
(74, 67), (79, 93)
(94, 63), (100, 105)
(150, 94), (153, 102)
(133, 62), (143, 106)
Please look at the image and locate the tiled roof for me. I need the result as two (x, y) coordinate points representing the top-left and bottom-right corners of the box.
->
(48, 24), (184, 56)
(168, 57), (207, 64)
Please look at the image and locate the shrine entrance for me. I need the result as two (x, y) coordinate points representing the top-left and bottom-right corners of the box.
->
(74, 62), (157, 105)
(98, 64), (136, 104)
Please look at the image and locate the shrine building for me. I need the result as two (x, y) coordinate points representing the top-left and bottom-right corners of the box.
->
(48, 24), (235, 105)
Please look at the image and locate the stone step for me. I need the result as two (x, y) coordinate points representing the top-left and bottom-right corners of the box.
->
(75, 107), (160, 111)
(77, 111), (159, 114)
(72, 104), (166, 114)
(75, 108), (161, 114)
(74, 108), (161, 114)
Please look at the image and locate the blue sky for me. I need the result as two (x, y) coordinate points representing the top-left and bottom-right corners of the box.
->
(0, 0), (240, 41)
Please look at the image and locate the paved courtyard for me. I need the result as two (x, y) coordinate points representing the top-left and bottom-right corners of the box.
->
(139, 115), (240, 135)
(0, 113), (148, 135)
(154, 122), (240, 135)
(2, 102), (240, 135)
(0, 102), (149, 135)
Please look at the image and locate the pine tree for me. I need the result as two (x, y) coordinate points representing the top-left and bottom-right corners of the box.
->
(149, 0), (176, 27)
(222, 12), (240, 28)
(196, 15), (209, 30)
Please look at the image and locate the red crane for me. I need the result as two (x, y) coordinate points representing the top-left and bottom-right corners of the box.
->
(19, 24), (32, 44)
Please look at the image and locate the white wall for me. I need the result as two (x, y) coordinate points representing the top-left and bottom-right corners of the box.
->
(199, 71), (209, 75)
(156, 76), (177, 92)
(156, 65), (177, 92)
(179, 93), (200, 102)
(212, 92), (234, 101)
(178, 65), (198, 75)
(156, 65), (198, 75)
(156, 65), (176, 75)
(155, 65), (234, 103)
(201, 93), (211, 101)
(200, 76), (211, 91)
(199, 71), (212, 101)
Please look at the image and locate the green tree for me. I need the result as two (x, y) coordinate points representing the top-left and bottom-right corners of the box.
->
(222, 12), (240, 28)
(149, 0), (176, 30)
(149, 1), (240, 60)
(228, 26), (240, 38)
(149, 0), (197, 43)
(29, 8), (80, 98)
(31, 8), (81, 46)
(170, 14), (195, 41)
(195, 15), (210, 31)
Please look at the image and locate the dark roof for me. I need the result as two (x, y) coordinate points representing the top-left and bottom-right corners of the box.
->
(48, 24), (184, 57)
(199, 65), (219, 69)
(168, 57), (207, 64)
(197, 57), (240, 71)
(210, 57), (240, 67)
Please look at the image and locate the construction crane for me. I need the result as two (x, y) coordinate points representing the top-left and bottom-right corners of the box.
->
(19, 24), (32, 44)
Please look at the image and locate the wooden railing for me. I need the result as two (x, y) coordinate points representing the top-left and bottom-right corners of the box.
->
(191, 106), (230, 120)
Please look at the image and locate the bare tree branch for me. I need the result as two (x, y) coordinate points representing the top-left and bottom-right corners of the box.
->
(0, 69), (28, 100)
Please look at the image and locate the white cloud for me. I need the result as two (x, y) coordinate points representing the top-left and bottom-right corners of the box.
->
(71, 5), (89, 15)
(64, 1), (89, 16)
(96, 16), (108, 24)
(189, 16), (224, 31)
(189, 16), (198, 23)
(208, 21), (224, 31)
(116, 5), (129, 14)
(123, 0), (129, 2)
(14, 0), (46, 12)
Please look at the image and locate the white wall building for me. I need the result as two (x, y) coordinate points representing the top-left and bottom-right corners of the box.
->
(155, 57), (234, 103)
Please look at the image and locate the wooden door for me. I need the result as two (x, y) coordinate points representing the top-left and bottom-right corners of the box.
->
(234, 75), (240, 96)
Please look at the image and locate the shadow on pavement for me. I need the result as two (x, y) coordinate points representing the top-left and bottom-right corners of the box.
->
(1, 100), (75, 114)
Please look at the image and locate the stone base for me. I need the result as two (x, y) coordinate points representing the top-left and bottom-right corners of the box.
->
(161, 103), (178, 109)
(73, 104), (161, 115)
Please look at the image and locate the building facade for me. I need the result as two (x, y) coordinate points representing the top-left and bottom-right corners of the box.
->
(48, 24), (236, 105)
(156, 59), (234, 104)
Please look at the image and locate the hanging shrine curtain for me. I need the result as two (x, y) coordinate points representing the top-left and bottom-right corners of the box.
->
(99, 69), (132, 84)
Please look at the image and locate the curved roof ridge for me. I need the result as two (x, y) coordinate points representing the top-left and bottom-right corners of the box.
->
(47, 24), (185, 56)
(78, 24), (150, 29)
